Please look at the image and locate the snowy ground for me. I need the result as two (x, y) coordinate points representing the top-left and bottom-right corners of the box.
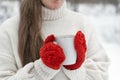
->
(0, 1), (120, 80)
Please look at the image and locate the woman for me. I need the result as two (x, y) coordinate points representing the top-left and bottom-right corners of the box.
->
(0, 0), (110, 80)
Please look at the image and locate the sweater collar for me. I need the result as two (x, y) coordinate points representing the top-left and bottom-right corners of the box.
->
(41, 1), (67, 21)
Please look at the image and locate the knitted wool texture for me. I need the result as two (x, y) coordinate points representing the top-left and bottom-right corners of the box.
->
(64, 31), (87, 70)
(40, 34), (65, 70)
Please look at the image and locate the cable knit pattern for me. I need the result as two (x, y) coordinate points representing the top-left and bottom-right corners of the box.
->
(0, 0), (110, 80)
(33, 59), (60, 80)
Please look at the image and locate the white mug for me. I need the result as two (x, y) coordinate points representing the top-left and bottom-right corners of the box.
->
(55, 35), (77, 65)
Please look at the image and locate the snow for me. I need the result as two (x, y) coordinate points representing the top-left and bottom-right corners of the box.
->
(0, 1), (120, 80)
(0, 1), (19, 24)
(78, 4), (120, 80)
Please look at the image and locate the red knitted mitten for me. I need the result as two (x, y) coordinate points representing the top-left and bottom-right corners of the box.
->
(40, 34), (65, 70)
(63, 31), (87, 70)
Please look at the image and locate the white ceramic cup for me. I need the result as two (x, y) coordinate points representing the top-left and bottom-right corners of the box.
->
(55, 35), (77, 65)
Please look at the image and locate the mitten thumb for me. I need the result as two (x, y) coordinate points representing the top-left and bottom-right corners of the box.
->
(44, 34), (55, 44)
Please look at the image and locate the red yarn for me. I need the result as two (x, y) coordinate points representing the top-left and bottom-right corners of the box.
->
(40, 34), (65, 70)
(64, 31), (87, 70)
(44, 34), (55, 44)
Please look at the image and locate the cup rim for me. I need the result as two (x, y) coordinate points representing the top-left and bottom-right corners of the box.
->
(56, 35), (74, 38)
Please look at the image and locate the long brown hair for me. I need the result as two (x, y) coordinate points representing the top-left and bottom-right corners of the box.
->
(18, 0), (44, 66)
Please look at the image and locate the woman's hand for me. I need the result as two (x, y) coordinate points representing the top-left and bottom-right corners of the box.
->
(63, 31), (87, 70)
(40, 34), (65, 70)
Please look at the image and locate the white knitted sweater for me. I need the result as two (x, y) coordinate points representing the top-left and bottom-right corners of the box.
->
(0, 1), (110, 80)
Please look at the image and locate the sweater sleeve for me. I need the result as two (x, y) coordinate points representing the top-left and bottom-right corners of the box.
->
(0, 21), (60, 80)
(62, 15), (110, 80)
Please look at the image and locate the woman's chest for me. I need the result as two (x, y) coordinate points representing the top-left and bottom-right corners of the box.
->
(41, 20), (84, 40)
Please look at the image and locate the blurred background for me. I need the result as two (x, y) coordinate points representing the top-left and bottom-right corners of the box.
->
(0, 0), (120, 80)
